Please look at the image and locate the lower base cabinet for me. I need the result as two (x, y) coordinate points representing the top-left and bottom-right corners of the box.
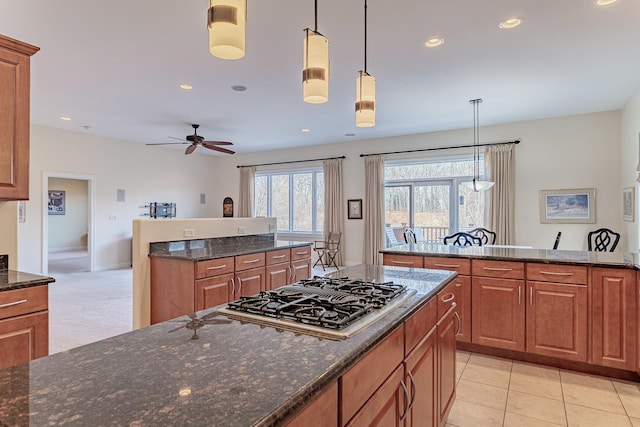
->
(404, 324), (437, 427)
(285, 381), (338, 426)
(195, 273), (234, 311)
(437, 306), (457, 425)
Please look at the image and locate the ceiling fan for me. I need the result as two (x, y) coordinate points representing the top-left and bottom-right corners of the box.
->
(146, 124), (235, 155)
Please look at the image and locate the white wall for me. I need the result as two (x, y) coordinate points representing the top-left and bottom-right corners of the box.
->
(17, 124), (219, 273)
(621, 87), (640, 253)
(210, 110), (623, 264)
(47, 177), (88, 251)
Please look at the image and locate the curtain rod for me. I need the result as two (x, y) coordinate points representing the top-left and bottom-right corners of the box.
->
(237, 155), (346, 168)
(359, 140), (520, 157)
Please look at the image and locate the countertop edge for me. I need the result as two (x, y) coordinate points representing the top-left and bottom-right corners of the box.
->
(148, 241), (313, 261)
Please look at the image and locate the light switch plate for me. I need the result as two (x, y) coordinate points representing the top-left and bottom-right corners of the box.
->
(184, 229), (195, 237)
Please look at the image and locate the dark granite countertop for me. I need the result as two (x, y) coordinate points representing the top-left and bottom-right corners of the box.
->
(148, 238), (313, 262)
(0, 265), (456, 427)
(0, 270), (55, 292)
(381, 243), (639, 269)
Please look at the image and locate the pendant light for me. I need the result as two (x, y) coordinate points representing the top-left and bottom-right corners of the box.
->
(355, 0), (376, 127)
(208, 0), (246, 60)
(461, 99), (495, 192)
(303, 0), (329, 103)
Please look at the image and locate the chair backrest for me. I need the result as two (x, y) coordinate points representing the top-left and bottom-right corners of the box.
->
(587, 228), (620, 252)
(403, 228), (417, 244)
(386, 227), (400, 246)
(326, 232), (341, 250)
(443, 232), (483, 247)
(469, 228), (496, 245)
(553, 231), (562, 250)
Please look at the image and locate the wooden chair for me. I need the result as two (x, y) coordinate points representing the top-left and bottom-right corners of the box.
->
(403, 228), (417, 244)
(587, 228), (620, 252)
(469, 228), (497, 245)
(443, 232), (483, 247)
(313, 232), (342, 270)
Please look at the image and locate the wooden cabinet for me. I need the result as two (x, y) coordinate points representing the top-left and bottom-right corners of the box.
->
(0, 35), (39, 200)
(0, 285), (48, 369)
(404, 323), (437, 427)
(592, 267), (637, 370)
(265, 248), (312, 291)
(284, 381), (338, 427)
(291, 258), (311, 283)
(234, 267), (265, 298)
(195, 273), (234, 311)
(383, 254), (423, 268)
(437, 305), (457, 426)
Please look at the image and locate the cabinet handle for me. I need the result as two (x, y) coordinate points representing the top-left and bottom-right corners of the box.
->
(530, 287), (533, 306)
(237, 279), (243, 295)
(399, 380), (410, 421)
(243, 258), (261, 264)
(455, 283), (462, 287)
(483, 267), (513, 272)
(538, 270), (573, 276)
(391, 260), (415, 265)
(407, 372), (417, 413)
(0, 299), (27, 309)
(206, 264), (227, 270)
(518, 286), (521, 305)
(271, 255), (286, 259)
(230, 278), (236, 297)
(288, 267), (293, 282)
(441, 293), (455, 303)
(434, 263), (460, 268)
(454, 312), (461, 336)
(296, 251), (309, 255)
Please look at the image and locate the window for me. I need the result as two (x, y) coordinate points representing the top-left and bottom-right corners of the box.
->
(255, 169), (324, 234)
(384, 157), (487, 244)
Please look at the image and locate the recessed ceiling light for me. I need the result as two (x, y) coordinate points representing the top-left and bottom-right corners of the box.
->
(301, 128), (310, 133)
(424, 37), (445, 48)
(231, 85), (247, 92)
(345, 133), (356, 137)
(499, 17), (523, 29)
(596, 0), (617, 5)
(59, 116), (71, 121)
(179, 84), (193, 90)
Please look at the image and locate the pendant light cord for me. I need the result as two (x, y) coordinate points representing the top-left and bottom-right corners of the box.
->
(364, 0), (368, 73)
(470, 98), (482, 181)
(314, 0), (318, 32)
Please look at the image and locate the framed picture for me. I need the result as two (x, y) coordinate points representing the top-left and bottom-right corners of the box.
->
(48, 190), (66, 215)
(539, 188), (596, 224)
(623, 187), (635, 221)
(347, 199), (363, 220)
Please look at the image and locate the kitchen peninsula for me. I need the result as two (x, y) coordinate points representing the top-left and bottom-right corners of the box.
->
(381, 243), (640, 379)
(0, 265), (457, 426)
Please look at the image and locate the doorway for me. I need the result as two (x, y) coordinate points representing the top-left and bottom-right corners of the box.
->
(42, 172), (96, 275)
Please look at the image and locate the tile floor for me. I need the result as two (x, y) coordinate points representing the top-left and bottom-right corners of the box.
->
(447, 351), (640, 427)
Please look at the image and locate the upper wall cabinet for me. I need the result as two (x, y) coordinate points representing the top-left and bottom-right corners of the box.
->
(0, 35), (39, 201)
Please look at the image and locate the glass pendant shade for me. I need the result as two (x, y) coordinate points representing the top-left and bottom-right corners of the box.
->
(208, 0), (246, 60)
(461, 178), (495, 192)
(356, 71), (376, 127)
(303, 29), (329, 104)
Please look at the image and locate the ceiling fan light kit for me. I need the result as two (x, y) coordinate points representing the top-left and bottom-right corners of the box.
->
(355, 0), (375, 128)
(303, 0), (329, 104)
(461, 98), (495, 192)
(208, 0), (246, 60)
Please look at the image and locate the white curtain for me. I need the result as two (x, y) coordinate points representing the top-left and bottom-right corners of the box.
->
(363, 155), (385, 265)
(238, 166), (255, 218)
(485, 144), (515, 245)
(323, 158), (344, 265)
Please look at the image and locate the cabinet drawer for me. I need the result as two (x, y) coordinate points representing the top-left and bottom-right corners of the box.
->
(526, 263), (587, 285)
(291, 246), (312, 261)
(0, 285), (48, 320)
(382, 254), (423, 268)
(266, 249), (291, 265)
(196, 257), (234, 279)
(424, 257), (470, 275)
(472, 260), (524, 279)
(235, 253), (266, 271)
(405, 297), (437, 356)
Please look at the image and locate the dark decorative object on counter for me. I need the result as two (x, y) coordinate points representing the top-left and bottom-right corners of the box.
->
(223, 197), (233, 217)
(144, 202), (176, 219)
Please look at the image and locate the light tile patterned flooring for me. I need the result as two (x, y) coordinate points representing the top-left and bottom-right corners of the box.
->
(447, 351), (640, 427)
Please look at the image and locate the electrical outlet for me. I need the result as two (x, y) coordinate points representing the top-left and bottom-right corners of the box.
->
(184, 229), (195, 237)
(108, 215), (117, 221)
(238, 227), (246, 234)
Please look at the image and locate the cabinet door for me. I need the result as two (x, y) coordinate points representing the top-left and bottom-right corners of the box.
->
(592, 268), (637, 370)
(472, 277), (525, 351)
(291, 258), (311, 283)
(437, 306), (457, 426)
(345, 364), (405, 427)
(453, 276), (471, 343)
(285, 381), (338, 427)
(0, 311), (48, 369)
(195, 273), (234, 310)
(405, 325), (437, 427)
(526, 281), (587, 362)
(235, 267), (265, 298)
(266, 263), (290, 291)
(150, 257), (195, 324)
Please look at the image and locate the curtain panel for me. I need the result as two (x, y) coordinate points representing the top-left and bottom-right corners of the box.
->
(485, 144), (515, 245)
(323, 158), (344, 265)
(238, 166), (255, 218)
(363, 155), (385, 265)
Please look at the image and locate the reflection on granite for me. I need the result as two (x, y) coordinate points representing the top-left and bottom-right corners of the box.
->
(0, 270), (55, 292)
(381, 243), (638, 268)
(0, 363), (29, 427)
(149, 234), (312, 261)
(0, 265), (455, 427)
(0, 255), (7, 272)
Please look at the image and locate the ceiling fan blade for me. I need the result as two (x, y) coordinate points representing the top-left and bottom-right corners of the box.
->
(169, 136), (186, 141)
(204, 145), (235, 155)
(146, 142), (189, 146)
(185, 144), (198, 155)
(202, 140), (234, 146)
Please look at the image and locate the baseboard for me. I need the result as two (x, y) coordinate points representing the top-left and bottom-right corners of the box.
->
(49, 246), (87, 253)
(95, 261), (132, 271)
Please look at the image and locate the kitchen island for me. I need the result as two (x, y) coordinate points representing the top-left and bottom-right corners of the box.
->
(381, 243), (640, 379)
(0, 265), (457, 426)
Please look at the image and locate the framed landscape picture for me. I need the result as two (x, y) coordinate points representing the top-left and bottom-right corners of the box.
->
(48, 190), (66, 215)
(623, 187), (635, 221)
(539, 188), (595, 224)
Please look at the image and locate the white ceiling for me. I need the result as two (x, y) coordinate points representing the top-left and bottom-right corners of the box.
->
(1, 0), (639, 155)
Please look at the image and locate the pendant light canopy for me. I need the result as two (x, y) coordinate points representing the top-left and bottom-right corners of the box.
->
(208, 0), (246, 60)
(303, 0), (329, 104)
(356, 0), (376, 127)
(461, 99), (495, 192)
